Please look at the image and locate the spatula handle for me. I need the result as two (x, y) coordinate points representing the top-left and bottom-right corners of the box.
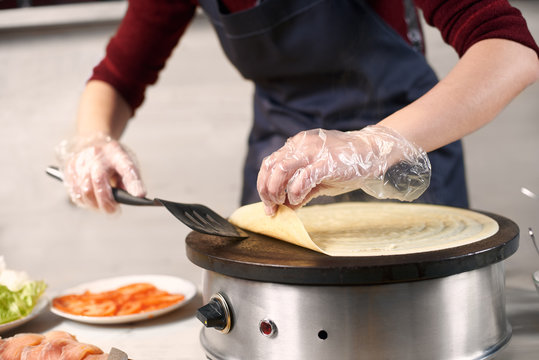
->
(111, 188), (157, 206)
(46, 166), (158, 206)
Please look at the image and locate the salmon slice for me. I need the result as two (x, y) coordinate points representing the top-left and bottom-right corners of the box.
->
(2, 331), (109, 360)
(0, 333), (44, 360)
(21, 338), (105, 360)
(20, 331), (78, 360)
(44, 331), (77, 341)
(21, 337), (81, 360)
(20, 331), (76, 360)
(59, 340), (105, 359)
(84, 355), (109, 360)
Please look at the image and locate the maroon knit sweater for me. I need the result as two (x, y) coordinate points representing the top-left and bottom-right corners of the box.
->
(91, 0), (539, 112)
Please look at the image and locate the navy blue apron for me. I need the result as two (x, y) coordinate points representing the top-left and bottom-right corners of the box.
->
(197, 0), (469, 208)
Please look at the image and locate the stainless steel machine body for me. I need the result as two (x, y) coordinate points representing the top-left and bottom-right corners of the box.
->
(200, 264), (509, 360)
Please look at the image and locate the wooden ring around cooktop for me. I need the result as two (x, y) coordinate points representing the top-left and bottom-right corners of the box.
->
(185, 211), (518, 285)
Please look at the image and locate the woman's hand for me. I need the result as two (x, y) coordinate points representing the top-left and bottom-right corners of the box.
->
(56, 80), (143, 213)
(57, 134), (146, 213)
(257, 125), (430, 216)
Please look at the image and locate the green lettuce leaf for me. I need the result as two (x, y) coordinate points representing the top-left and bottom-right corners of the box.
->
(0, 280), (47, 324)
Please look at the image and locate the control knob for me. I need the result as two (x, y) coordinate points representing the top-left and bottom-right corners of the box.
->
(196, 292), (232, 333)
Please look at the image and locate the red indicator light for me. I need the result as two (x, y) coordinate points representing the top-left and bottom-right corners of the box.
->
(259, 319), (277, 337)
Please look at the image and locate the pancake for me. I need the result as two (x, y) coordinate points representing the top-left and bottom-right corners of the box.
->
(228, 202), (499, 256)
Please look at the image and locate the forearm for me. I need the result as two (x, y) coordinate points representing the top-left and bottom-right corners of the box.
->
(379, 39), (539, 152)
(76, 80), (132, 140)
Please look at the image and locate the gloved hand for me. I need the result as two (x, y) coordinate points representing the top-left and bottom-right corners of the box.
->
(56, 133), (146, 213)
(257, 125), (431, 216)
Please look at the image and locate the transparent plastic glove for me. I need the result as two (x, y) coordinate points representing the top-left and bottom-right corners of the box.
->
(55, 133), (146, 213)
(257, 125), (431, 216)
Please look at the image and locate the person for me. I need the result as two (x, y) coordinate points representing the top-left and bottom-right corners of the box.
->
(57, 0), (539, 216)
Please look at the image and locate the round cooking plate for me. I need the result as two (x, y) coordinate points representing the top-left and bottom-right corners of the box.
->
(185, 211), (518, 285)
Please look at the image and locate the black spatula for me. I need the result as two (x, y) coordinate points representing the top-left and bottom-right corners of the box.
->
(46, 166), (247, 239)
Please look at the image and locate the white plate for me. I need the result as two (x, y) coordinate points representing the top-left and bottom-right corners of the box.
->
(50, 274), (197, 324)
(0, 296), (49, 334)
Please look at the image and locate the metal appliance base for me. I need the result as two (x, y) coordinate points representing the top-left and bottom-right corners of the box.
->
(199, 263), (511, 360)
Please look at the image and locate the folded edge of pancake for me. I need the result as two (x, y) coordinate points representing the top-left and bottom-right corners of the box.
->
(228, 202), (327, 254)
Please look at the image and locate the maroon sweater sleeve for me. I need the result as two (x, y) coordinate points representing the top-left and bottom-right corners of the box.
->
(415, 0), (539, 58)
(90, 0), (197, 112)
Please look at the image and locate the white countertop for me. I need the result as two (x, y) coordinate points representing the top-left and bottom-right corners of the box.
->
(1, 277), (538, 359)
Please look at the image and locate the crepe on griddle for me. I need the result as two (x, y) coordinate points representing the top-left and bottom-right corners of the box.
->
(228, 202), (499, 256)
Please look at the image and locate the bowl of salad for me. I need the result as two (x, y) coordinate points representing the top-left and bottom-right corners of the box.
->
(0, 256), (47, 333)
